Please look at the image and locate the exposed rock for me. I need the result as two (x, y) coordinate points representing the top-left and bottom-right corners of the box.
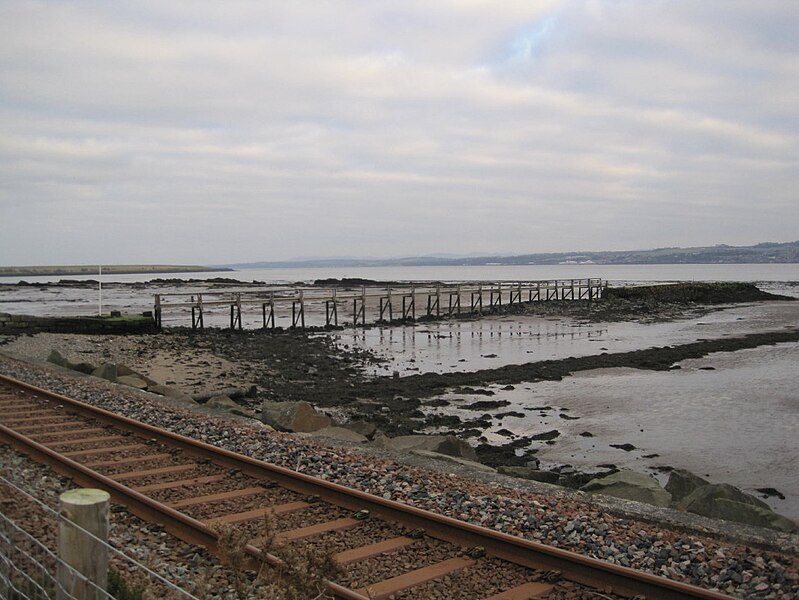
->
(409, 450), (496, 473)
(261, 400), (332, 433)
(116, 374), (149, 390)
(756, 487), (786, 500)
(609, 443), (637, 451)
(581, 470), (672, 507)
(559, 413), (580, 420)
(463, 399), (511, 411)
(307, 426), (368, 444)
(530, 429), (560, 441)
(92, 363), (118, 382)
(495, 411), (525, 419)
(375, 434), (477, 461)
(665, 469), (710, 503)
(424, 399), (450, 408)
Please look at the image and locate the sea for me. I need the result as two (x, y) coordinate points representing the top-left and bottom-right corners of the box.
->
(1, 263), (798, 518)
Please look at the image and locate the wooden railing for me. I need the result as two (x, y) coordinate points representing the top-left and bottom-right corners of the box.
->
(153, 279), (606, 330)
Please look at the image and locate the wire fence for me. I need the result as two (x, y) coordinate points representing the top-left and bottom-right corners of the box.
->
(0, 475), (199, 600)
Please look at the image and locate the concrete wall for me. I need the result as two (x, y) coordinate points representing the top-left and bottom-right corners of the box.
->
(0, 312), (157, 334)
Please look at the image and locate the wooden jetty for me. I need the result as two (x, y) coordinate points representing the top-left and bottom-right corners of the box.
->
(153, 279), (605, 330)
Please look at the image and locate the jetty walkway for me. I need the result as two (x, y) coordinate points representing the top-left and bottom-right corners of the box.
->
(154, 278), (605, 330)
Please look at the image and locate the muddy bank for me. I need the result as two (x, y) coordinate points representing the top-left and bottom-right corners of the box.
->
(157, 325), (799, 454)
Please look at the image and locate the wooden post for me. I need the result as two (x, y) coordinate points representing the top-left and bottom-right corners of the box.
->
(352, 288), (366, 326)
(230, 293), (242, 330)
(58, 488), (110, 600)
(326, 289), (338, 326)
(154, 295), (162, 328)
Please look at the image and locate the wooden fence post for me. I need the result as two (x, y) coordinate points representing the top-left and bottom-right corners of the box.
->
(58, 488), (110, 600)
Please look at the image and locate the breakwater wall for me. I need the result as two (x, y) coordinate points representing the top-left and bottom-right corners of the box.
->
(0, 312), (157, 334)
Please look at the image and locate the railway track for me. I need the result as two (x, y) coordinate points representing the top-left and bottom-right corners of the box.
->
(0, 373), (732, 600)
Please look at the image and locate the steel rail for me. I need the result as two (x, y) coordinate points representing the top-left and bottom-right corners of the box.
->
(0, 373), (731, 600)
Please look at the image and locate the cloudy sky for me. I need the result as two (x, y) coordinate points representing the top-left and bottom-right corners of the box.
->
(1, 1), (797, 265)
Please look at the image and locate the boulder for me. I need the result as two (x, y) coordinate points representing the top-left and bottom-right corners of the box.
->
(370, 431), (392, 449)
(497, 466), (559, 484)
(47, 349), (70, 368)
(410, 450), (496, 473)
(206, 395), (240, 410)
(559, 471), (604, 489)
(116, 364), (137, 377)
(92, 363), (118, 382)
(681, 483), (772, 523)
(342, 421), (377, 439)
(193, 387), (255, 403)
(382, 434), (477, 461)
(71, 361), (96, 375)
(147, 383), (195, 403)
(307, 427), (368, 444)
(712, 499), (798, 533)
(261, 401), (332, 433)
(665, 469), (710, 503)
(45, 350), (94, 374)
(581, 470), (672, 507)
(116, 375), (149, 390)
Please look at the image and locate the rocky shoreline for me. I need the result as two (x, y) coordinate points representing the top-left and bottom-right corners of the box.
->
(2, 283), (798, 533)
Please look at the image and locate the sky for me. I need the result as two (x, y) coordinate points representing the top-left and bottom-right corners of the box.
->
(1, 1), (797, 265)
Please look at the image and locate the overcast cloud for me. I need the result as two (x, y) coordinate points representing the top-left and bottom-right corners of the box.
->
(1, 1), (797, 265)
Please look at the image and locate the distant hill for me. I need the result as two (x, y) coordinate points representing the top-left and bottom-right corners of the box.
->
(226, 241), (799, 269)
(0, 265), (231, 278)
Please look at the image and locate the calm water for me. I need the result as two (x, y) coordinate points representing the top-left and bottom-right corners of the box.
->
(417, 341), (799, 518)
(2, 263), (799, 286)
(338, 301), (799, 376)
(1, 264), (797, 324)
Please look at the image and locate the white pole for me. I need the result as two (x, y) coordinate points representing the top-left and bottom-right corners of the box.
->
(98, 265), (103, 316)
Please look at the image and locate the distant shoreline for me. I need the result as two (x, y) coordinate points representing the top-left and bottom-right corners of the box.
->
(222, 240), (799, 269)
(0, 265), (232, 278)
